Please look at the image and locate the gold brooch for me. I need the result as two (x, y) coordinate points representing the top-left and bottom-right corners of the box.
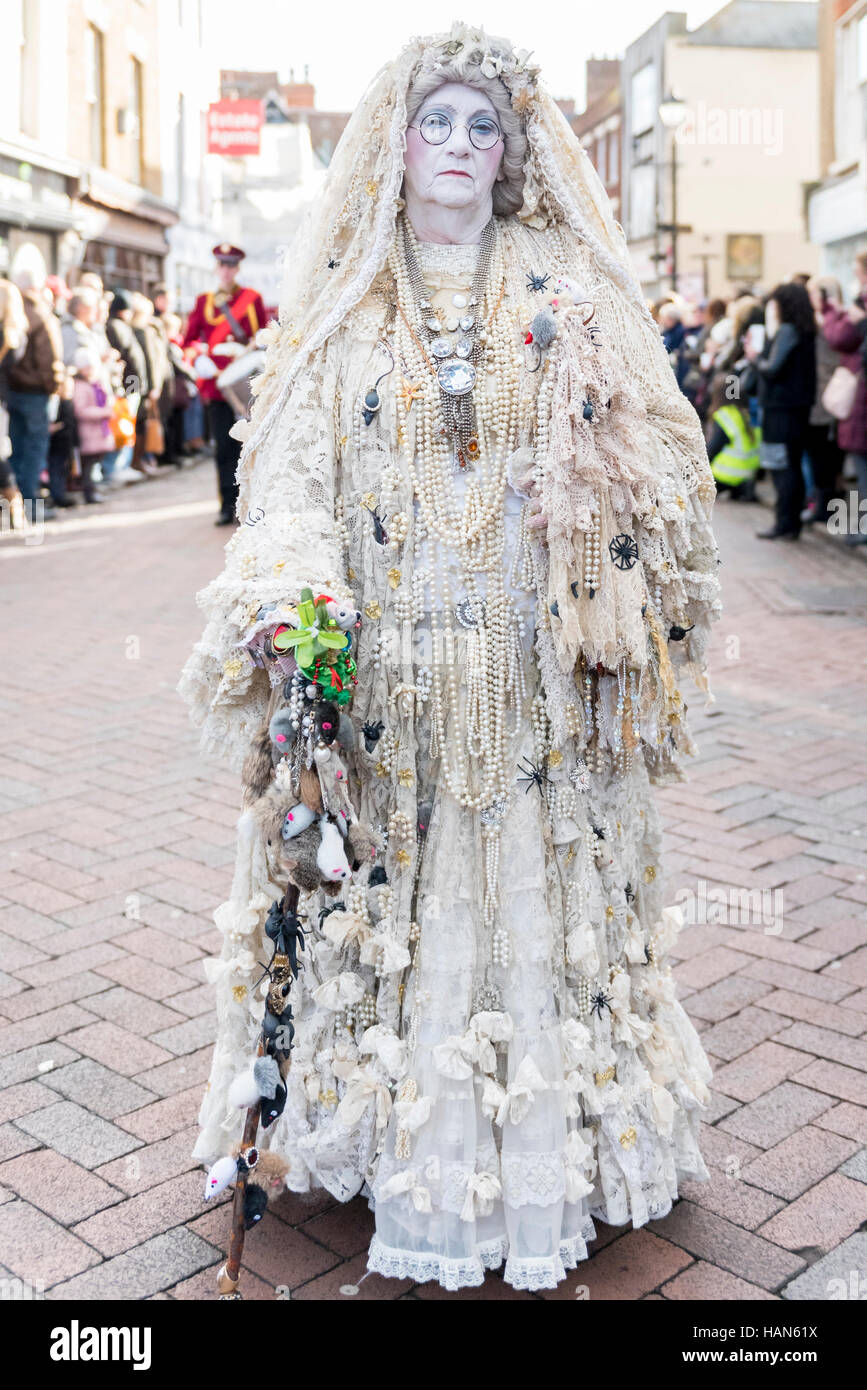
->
(619, 1127), (637, 1150)
(364, 599), (382, 621)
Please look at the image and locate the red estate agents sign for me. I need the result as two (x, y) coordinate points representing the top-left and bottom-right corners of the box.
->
(207, 100), (264, 156)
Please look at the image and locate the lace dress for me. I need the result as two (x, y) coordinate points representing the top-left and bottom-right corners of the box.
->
(181, 224), (716, 1294)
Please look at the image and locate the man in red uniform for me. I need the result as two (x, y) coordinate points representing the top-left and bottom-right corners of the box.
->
(183, 244), (267, 525)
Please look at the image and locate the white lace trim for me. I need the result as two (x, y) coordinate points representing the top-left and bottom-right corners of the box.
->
(366, 1225), (597, 1293)
(416, 239), (480, 277)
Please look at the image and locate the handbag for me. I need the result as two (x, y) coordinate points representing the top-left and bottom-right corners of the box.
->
(144, 400), (165, 455)
(822, 365), (858, 421)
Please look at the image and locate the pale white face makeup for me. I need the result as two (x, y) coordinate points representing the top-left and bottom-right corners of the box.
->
(403, 81), (505, 244)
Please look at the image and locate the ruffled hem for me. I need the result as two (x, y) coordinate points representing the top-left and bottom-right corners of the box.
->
(366, 1225), (597, 1292)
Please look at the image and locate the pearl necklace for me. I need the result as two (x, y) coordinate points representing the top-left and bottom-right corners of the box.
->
(389, 219), (530, 954)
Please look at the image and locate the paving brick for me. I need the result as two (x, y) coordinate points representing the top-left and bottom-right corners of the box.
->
(674, 947), (755, 992)
(743, 1126), (859, 1200)
(0, 1042), (80, 1089)
(0, 1080), (59, 1123)
(660, 1259), (778, 1300)
(81, 985), (187, 1036)
(115, 1086), (204, 1143)
(680, 974), (771, 1023)
(781, 1232), (867, 1300)
(136, 1045), (214, 1099)
(71, 1170), (204, 1255)
(0, 1199), (101, 1285)
(187, 1206), (339, 1289)
(148, 1013), (215, 1056)
(794, 1060), (867, 1107)
(678, 1169), (785, 1230)
(0, 972), (111, 1021)
(94, 1125), (199, 1195)
(758, 1174), (867, 1254)
(47, 1226), (220, 1300)
(649, 1200), (806, 1291)
(710, 1041), (814, 1103)
(538, 1228), (693, 1300)
(93, 955), (194, 999)
(699, 1007), (791, 1061)
(739, 956), (861, 1000)
(57, 1021), (173, 1076)
(42, 1059), (157, 1121)
(0, 1005), (98, 1058)
(769, 1021), (867, 1071)
(0, 1149), (122, 1224)
(16, 1100), (142, 1169)
(839, 1148), (867, 1182)
(0, 1123), (39, 1161)
(717, 1081), (834, 1149)
(298, 1195), (375, 1257)
(116, 926), (204, 968)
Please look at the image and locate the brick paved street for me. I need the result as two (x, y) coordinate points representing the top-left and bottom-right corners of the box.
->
(1, 466), (865, 1301)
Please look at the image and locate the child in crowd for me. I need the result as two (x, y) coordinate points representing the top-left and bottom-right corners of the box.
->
(71, 347), (112, 504)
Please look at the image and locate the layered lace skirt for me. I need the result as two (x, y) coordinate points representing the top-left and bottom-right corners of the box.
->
(364, 658), (712, 1291)
(194, 503), (713, 1294)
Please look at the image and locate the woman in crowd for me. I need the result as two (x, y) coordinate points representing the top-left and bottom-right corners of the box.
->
(5, 245), (65, 516)
(0, 278), (28, 523)
(801, 275), (844, 527)
(744, 282), (816, 540)
(821, 253), (867, 546)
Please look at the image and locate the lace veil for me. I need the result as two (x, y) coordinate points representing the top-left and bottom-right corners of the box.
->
(235, 21), (660, 514)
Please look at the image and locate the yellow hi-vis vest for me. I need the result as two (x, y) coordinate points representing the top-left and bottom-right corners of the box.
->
(710, 404), (761, 487)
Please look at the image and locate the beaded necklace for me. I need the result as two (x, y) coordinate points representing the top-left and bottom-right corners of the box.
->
(388, 216), (532, 977)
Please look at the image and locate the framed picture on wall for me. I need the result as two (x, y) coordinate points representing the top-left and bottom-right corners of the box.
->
(726, 233), (763, 283)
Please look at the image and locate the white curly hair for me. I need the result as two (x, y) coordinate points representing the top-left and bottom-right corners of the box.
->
(405, 38), (531, 216)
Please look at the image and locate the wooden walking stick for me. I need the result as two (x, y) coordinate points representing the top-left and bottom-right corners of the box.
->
(217, 882), (302, 1300)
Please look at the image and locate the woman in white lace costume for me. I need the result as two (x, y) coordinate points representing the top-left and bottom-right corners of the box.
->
(178, 24), (721, 1293)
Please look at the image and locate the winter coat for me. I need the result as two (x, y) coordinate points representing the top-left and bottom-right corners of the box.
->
(6, 291), (64, 395)
(822, 299), (867, 454)
(755, 322), (816, 445)
(72, 377), (112, 455)
(106, 315), (147, 397)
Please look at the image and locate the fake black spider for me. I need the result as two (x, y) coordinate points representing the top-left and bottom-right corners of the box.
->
(526, 271), (551, 293)
(516, 757), (551, 797)
(608, 533), (639, 571)
(590, 988), (613, 1018)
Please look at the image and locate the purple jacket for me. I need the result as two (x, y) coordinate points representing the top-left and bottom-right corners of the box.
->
(72, 377), (112, 456)
(822, 300), (867, 454)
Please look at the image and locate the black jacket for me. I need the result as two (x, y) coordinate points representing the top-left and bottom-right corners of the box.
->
(756, 323), (816, 444)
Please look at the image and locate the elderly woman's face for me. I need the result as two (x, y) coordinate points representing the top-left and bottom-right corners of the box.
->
(405, 82), (504, 212)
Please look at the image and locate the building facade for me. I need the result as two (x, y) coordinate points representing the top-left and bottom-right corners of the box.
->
(622, 1), (820, 302)
(0, 0), (221, 301)
(808, 0), (867, 292)
(567, 59), (622, 224)
(216, 71), (350, 311)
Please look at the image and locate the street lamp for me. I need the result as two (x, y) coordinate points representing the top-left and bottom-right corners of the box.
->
(658, 92), (688, 292)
